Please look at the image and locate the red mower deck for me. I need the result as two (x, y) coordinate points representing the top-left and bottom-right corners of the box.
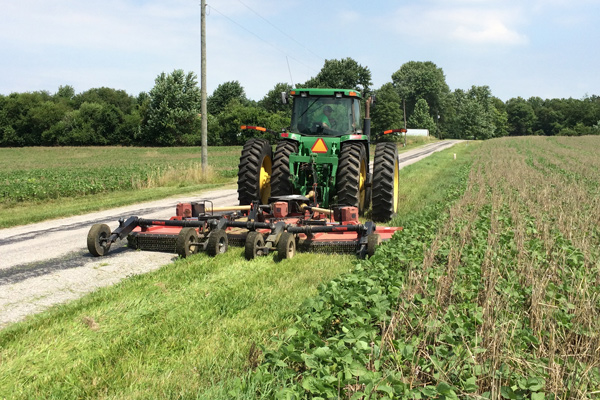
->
(87, 196), (402, 260)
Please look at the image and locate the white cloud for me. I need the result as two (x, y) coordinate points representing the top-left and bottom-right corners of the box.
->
(441, 8), (528, 45)
(388, 3), (527, 46)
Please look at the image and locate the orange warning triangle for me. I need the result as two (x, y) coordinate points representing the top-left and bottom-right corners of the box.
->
(311, 138), (328, 153)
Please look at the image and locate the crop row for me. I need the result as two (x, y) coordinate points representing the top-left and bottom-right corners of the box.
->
(0, 163), (235, 203)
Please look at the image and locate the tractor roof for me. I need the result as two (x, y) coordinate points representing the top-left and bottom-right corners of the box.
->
(290, 88), (362, 99)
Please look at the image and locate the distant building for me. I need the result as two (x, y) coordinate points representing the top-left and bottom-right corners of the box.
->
(407, 129), (429, 136)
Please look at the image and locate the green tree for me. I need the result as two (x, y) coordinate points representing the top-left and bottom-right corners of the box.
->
(0, 91), (54, 146)
(506, 97), (536, 136)
(55, 85), (75, 101)
(207, 81), (247, 115)
(492, 97), (509, 137)
(391, 61), (449, 122)
(302, 58), (372, 94)
(371, 83), (404, 141)
(407, 98), (436, 133)
(73, 87), (135, 115)
(445, 86), (508, 140)
(258, 82), (293, 114)
(141, 70), (201, 146)
(212, 100), (288, 146)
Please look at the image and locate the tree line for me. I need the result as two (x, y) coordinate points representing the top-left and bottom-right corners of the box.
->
(1, 58), (599, 147)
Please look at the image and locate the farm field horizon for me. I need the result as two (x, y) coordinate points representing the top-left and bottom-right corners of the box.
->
(0, 136), (599, 399)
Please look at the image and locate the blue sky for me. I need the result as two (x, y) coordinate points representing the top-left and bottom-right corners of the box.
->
(1, 0), (599, 102)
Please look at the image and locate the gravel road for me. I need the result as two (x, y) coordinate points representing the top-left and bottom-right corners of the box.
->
(0, 140), (462, 328)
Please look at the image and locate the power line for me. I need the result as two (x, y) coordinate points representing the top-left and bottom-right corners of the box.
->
(207, 4), (320, 75)
(237, 0), (325, 63)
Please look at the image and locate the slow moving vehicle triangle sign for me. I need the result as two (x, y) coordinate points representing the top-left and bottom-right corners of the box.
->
(311, 138), (328, 153)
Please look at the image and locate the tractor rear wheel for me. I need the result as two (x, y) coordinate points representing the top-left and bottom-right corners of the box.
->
(336, 142), (368, 215)
(176, 228), (199, 258)
(237, 138), (272, 205)
(87, 224), (112, 257)
(372, 143), (399, 222)
(271, 140), (298, 198)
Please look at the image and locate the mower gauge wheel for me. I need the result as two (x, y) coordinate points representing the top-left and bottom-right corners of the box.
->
(367, 233), (382, 258)
(176, 228), (200, 258)
(206, 229), (228, 256)
(245, 231), (265, 260)
(87, 224), (112, 257)
(277, 232), (296, 260)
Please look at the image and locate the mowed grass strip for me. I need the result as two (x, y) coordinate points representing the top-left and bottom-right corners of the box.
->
(0, 250), (355, 399)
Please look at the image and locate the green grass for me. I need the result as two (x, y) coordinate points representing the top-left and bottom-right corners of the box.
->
(0, 141), (473, 399)
(0, 250), (356, 399)
(392, 141), (475, 223)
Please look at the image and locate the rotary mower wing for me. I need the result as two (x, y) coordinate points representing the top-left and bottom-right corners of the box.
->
(87, 197), (401, 260)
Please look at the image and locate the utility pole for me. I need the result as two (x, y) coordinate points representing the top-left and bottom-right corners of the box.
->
(200, 0), (208, 174)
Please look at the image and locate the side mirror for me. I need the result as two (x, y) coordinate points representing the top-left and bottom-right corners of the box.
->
(281, 92), (288, 104)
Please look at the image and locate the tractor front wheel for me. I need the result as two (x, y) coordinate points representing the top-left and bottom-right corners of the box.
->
(336, 142), (368, 215)
(271, 140), (298, 198)
(237, 138), (272, 205)
(372, 143), (399, 222)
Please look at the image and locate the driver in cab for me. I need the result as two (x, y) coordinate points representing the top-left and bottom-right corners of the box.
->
(318, 105), (335, 129)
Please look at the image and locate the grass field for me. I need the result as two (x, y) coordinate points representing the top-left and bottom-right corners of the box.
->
(0, 140), (472, 399)
(0, 146), (241, 227)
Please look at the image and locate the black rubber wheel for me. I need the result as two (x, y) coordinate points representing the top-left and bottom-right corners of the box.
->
(336, 142), (368, 215)
(372, 143), (399, 222)
(244, 231), (265, 260)
(206, 229), (228, 256)
(176, 228), (199, 258)
(87, 224), (112, 257)
(271, 140), (298, 198)
(277, 232), (296, 260)
(237, 138), (272, 205)
(367, 233), (382, 258)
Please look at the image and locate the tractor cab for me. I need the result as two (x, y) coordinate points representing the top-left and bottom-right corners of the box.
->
(288, 88), (362, 136)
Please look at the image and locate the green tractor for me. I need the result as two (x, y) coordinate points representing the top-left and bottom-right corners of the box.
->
(237, 88), (399, 222)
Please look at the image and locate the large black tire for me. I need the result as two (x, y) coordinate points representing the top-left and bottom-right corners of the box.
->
(271, 140), (298, 198)
(237, 138), (272, 205)
(87, 224), (111, 257)
(176, 228), (199, 258)
(372, 143), (399, 222)
(206, 229), (228, 256)
(336, 142), (368, 215)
